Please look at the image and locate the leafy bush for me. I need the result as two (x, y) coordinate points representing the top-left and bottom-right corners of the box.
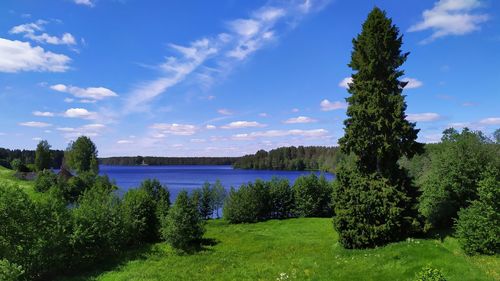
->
(414, 266), (446, 281)
(333, 160), (419, 248)
(34, 170), (58, 192)
(456, 166), (499, 255)
(121, 188), (157, 244)
(293, 174), (332, 217)
(139, 179), (170, 220)
(211, 180), (226, 218)
(10, 159), (29, 172)
(0, 259), (24, 281)
(70, 187), (126, 267)
(161, 190), (204, 252)
(223, 180), (270, 223)
(419, 128), (498, 229)
(268, 177), (294, 219)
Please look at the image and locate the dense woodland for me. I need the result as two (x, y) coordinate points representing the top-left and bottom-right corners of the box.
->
(0, 147), (64, 170)
(99, 156), (239, 166)
(233, 146), (342, 172)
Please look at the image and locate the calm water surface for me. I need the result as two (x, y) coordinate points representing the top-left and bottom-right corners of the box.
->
(99, 165), (334, 198)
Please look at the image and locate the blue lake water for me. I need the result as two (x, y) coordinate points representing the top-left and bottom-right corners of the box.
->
(99, 165), (334, 199)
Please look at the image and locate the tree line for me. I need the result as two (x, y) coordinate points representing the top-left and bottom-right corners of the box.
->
(233, 146), (342, 172)
(99, 156), (239, 166)
(0, 146), (64, 171)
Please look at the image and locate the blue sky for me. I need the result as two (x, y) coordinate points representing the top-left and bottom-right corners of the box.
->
(0, 0), (499, 157)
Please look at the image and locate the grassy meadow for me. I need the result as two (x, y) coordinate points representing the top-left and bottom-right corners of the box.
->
(58, 218), (499, 281)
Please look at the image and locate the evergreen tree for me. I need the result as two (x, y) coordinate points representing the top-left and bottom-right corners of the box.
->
(34, 140), (51, 172)
(333, 8), (422, 248)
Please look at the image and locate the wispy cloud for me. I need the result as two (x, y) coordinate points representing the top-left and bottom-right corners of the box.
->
(339, 77), (352, 89)
(320, 99), (347, 111)
(50, 84), (118, 102)
(57, 123), (106, 139)
(63, 108), (97, 119)
(33, 111), (55, 117)
(221, 121), (266, 129)
(74, 0), (95, 7)
(408, 0), (489, 44)
(150, 123), (198, 136)
(0, 38), (70, 73)
(123, 0), (330, 112)
(19, 121), (52, 127)
(10, 20), (77, 46)
(217, 108), (233, 115)
(479, 117), (500, 125)
(401, 77), (423, 89)
(232, 128), (328, 141)
(406, 112), (441, 122)
(283, 116), (317, 124)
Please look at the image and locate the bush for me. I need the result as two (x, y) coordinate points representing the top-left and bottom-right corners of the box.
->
(161, 190), (204, 252)
(293, 174), (332, 217)
(223, 180), (270, 223)
(455, 167), (499, 255)
(70, 187), (126, 267)
(0, 184), (70, 280)
(34, 170), (58, 192)
(0, 259), (24, 281)
(211, 180), (226, 218)
(414, 266), (446, 281)
(332, 161), (419, 248)
(10, 159), (29, 172)
(139, 179), (170, 220)
(121, 188), (157, 244)
(268, 177), (294, 219)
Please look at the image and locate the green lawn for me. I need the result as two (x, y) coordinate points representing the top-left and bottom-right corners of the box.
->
(59, 218), (499, 281)
(0, 166), (37, 197)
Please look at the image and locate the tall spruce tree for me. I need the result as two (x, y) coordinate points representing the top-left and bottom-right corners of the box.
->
(333, 7), (423, 249)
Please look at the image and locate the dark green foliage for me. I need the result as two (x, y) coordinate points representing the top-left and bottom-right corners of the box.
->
(268, 177), (294, 219)
(66, 136), (99, 174)
(161, 190), (204, 252)
(0, 259), (24, 281)
(0, 184), (70, 280)
(199, 182), (214, 219)
(333, 7), (423, 248)
(211, 180), (227, 218)
(121, 188), (157, 244)
(293, 174), (332, 217)
(34, 140), (51, 172)
(34, 170), (58, 192)
(419, 128), (498, 229)
(456, 166), (499, 255)
(493, 128), (500, 144)
(0, 147), (64, 169)
(414, 266), (446, 281)
(223, 180), (271, 223)
(234, 146), (341, 172)
(139, 179), (171, 224)
(10, 158), (28, 172)
(333, 160), (419, 248)
(70, 187), (126, 267)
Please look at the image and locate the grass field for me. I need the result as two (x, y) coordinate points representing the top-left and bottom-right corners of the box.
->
(0, 166), (38, 197)
(59, 218), (499, 281)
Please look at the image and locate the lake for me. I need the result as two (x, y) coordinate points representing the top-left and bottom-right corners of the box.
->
(99, 165), (335, 198)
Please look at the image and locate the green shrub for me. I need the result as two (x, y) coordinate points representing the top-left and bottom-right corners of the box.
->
(223, 180), (270, 223)
(70, 187), (126, 267)
(333, 161), (419, 248)
(34, 170), (58, 192)
(414, 266), (446, 281)
(0, 259), (24, 281)
(161, 190), (204, 252)
(269, 177), (294, 219)
(121, 188), (157, 244)
(139, 179), (170, 220)
(456, 166), (499, 255)
(293, 174), (332, 217)
(10, 159), (29, 172)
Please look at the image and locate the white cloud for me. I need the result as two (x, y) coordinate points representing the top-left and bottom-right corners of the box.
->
(0, 38), (70, 73)
(401, 78), (423, 89)
(74, 0), (94, 7)
(232, 129), (328, 141)
(64, 98), (74, 103)
(259, 112), (268, 117)
(33, 111), (54, 117)
(406, 113), (441, 122)
(19, 121), (52, 127)
(320, 99), (347, 111)
(32, 137), (42, 141)
(63, 108), (97, 119)
(339, 77), (352, 89)
(50, 84), (118, 101)
(292, 108), (300, 113)
(217, 108), (233, 115)
(57, 123), (106, 139)
(479, 117), (500, 125)
(408, 0), (489, 43)
(206, 124), (216, 130)
(283, 116), (318, 124)
(117, 140), (134, 144)
(10, 20), (77, 45)
(190, 138), (206, 143)
(221, 121), (266, 129)
(150, 123), (198, 136)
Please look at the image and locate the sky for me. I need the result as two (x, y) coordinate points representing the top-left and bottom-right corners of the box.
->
(0, 0), (499, 157)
